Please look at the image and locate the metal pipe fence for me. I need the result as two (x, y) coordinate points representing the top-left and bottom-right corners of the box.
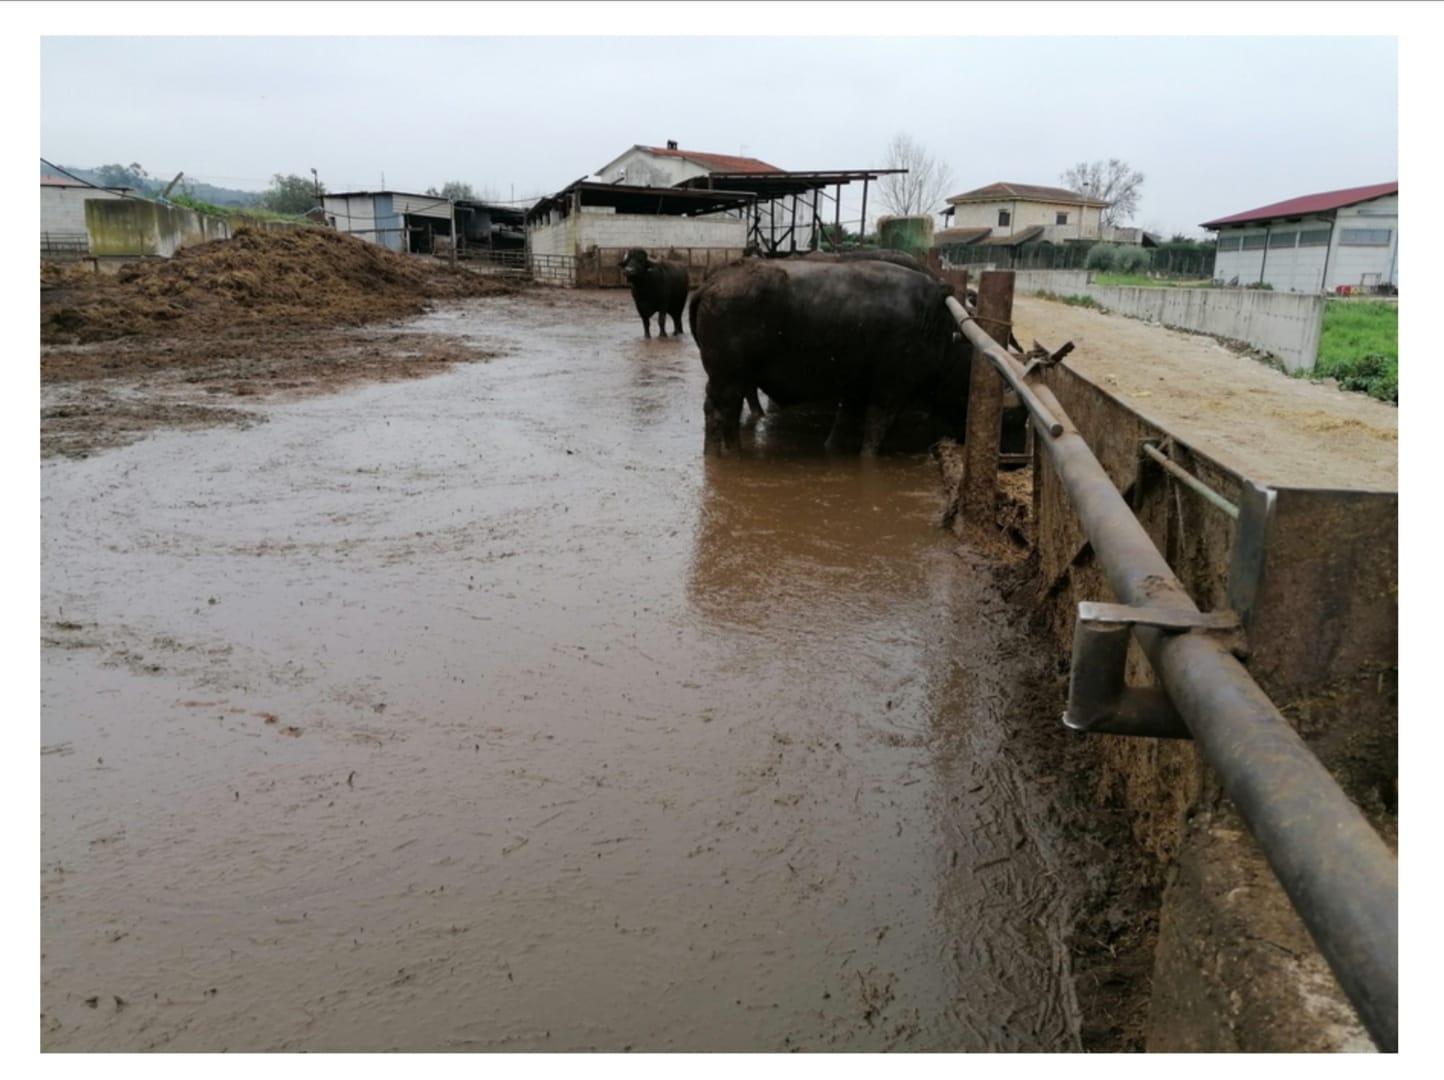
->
(947, 281), (1397, 1052)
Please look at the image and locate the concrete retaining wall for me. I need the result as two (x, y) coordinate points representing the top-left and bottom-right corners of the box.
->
(85, 199), (231, 258)
(1011, 271), (1327, 372)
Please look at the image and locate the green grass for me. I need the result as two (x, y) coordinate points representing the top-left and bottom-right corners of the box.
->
(1311, 300), (1398, 403)
(1092, 273), (1214, 288)
(1034, 290), (1105, 310)
(170, 193), (307, 224)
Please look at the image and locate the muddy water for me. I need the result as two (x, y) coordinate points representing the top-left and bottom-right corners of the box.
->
(42, 292), (1082, 1052)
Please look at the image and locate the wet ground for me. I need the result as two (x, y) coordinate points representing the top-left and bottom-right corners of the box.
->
(42, 290), (1096, 1052)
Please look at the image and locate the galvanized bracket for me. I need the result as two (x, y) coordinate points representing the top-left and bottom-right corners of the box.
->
(1062, 601), (1245, 739)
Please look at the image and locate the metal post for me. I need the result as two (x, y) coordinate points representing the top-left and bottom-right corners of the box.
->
(957, 270), (1014, 522)
(833, 183), (841, 249)
(860, 179), (869, 243)
(946, 305), (1399, 1052)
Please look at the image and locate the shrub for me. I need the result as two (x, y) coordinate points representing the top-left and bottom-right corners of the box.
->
(1085, 242), (1152, 275)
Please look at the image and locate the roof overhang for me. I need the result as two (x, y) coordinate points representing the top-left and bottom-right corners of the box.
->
(674, 169), (906, 200)
(527, 179), (757, 220)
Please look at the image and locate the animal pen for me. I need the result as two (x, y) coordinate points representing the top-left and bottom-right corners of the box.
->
(951, 270), (1397, 1051)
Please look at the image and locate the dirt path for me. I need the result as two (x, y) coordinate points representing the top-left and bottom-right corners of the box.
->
(1012, 296), (1397, 490)
(41, 290), (1119, 1052)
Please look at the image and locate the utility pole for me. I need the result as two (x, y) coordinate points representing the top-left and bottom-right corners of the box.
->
(449, 200), (458, 270)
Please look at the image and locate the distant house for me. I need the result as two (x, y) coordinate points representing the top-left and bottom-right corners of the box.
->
(592, 141), (782, 188)
(41, 174), (131, 254)
(1201, 182), (1398, 292)
(941, 182), (1110, 244)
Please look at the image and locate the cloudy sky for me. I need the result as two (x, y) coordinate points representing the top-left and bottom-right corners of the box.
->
(36, 9), (1403, 238)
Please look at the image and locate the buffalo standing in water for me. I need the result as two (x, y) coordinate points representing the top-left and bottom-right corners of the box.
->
(689, 258), (972, 456)
(620, 248), (689, 339)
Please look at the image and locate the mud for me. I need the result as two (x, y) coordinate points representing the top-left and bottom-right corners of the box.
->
(41, 229), (521, 461)
(40, 286), (1144, 1052)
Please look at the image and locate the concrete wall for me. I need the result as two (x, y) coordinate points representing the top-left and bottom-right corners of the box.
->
(575, 209), (745, 251)
(84, 198), (231, 258)
(1012, 271), (1326, 372)
(528, 211), (744, 259)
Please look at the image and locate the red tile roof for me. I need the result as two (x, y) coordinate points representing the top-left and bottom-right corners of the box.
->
(41, 173), (91, 187)
(1201, 181), (1397, 228)
(947, 182), (1108, 208)
(642, 146), (782, 173)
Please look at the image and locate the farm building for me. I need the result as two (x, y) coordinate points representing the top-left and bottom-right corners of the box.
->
(528, 141), (906, 279)
(1201, 182), (1398, 293)
(321, 191), (531, 258)
(524, 179), (755, 286)
(941, 182), (1110, 244)
(322, 190), (455, 254)
(41, 174), (132, 255)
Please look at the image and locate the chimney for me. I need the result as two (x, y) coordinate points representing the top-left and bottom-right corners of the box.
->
(666, 140), (678, 150)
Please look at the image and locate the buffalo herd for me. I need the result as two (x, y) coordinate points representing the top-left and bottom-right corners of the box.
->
(618, 245), (998, 456)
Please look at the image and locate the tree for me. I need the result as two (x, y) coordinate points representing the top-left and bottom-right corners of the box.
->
(425, 181), (478, 201)
(1060, 159), (1144, 228)
(876, 133), (954, 221)
(95, 162), (152, 191)
(261, 172), (323, 215)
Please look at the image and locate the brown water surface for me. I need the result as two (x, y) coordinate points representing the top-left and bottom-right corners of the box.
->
(42, 292), (1082, 1051)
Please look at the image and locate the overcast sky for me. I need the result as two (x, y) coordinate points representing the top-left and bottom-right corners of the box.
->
(38, 19), (1399, 238)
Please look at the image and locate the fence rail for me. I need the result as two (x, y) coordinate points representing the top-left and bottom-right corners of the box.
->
(940, 241), (1215, 278)
(41, 232), (90, 258)
(950, 271), (1397, 1051)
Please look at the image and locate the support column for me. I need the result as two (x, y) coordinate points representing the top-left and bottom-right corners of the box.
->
(958, 270), (1015, 523)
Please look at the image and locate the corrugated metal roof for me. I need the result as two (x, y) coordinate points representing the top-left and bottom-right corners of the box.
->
(1200, 181), (1398, 228)
(947, 182), (1109, 208)
(641, 145), (782, 173)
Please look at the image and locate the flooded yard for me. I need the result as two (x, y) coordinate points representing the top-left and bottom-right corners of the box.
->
(42, 290), (1102, 1051)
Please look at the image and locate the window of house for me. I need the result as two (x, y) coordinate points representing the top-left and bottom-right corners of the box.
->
(998, 209), (1011, 227)
(1340, 228), (1392, 246)
(1055, 211), (1069, 225)
(1217, 235), (1243, 252)
(1298, 228), (1331, 247)
(1241, 234), (1267, 250)
(1269, 231), (1297, 249)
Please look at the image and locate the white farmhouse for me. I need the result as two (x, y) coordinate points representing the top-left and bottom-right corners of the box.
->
(941, 182), (1110, 244)
(1202, 182), (1398, 293)
(592, 141), (782, 188)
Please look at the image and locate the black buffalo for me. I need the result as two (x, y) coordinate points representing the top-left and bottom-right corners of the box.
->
(620, 248), (689, 338)
(801, 247), (940, 279)
(689, 258), (972, 455)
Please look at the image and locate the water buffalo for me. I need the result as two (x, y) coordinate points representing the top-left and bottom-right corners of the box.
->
(689, 258), (972, 456)
(620, 248), (689, 339)
(801, 247), (940, 279)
